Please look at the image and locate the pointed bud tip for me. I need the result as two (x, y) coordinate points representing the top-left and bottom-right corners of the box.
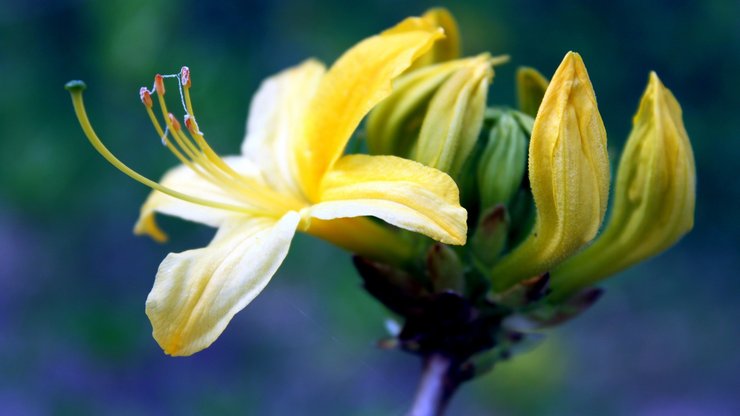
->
(648, 71), (664, 90)
(64, 80), (87, 93)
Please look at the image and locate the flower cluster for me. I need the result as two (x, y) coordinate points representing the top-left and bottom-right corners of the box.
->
(67, 8), (695, 363)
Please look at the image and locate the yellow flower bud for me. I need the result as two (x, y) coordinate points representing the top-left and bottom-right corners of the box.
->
(490, 52), (610, 292)
(516, 67), (549, 118)
(366, 58), (479, 157)
(550, 72), (696, 301)
(411, 55), (493, 177)
(367, 54), (498, 178)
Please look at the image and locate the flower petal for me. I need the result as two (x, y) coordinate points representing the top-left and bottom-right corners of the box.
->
(297, 17), (444, 198)
(145, 212), (301, 356)
(407, 8), (461, 71)
(134, 156), (264, 242)
(309, 154), (467, 245)
(242, 59), (326, 199)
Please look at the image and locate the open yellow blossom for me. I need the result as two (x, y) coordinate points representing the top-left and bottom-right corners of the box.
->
(67, 17), (467, 356)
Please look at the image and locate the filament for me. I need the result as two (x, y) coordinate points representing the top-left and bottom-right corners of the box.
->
(66, 83), (264, 216)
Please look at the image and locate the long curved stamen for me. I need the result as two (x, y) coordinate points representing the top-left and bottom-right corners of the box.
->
(160, 69), (305, 211)
(141, 89), (211, 179)
(152, 83), (297, 212)
(65, 80), (261, 215)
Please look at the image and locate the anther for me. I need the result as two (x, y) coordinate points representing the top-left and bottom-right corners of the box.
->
(139, 87), (153, 108)
(168, 113), (181, 132)
(184, 114), (196, 134)
(180, 67), (191, 88)
(154, 74), (166, 95)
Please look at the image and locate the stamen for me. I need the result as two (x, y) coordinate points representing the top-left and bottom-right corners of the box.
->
(148, 71), (305, 213)
(65, 80), (261, 215)
(160, 125), (169, 146)
(168, 113), (182, 132)
(180, 66), (191, 88)
(154, 74), (166, 95)
(140, 87), (153, 108)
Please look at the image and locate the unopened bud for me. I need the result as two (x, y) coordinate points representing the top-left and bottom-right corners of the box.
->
(471, 205), (509, 268)
(367, 54), (496, 178)
(478, 110), (530, 210)
(367, 58), (477, 157)
(516, 67), (549, 118)
(412, 55), (492, 177)
(549, 72), (696, 301)
(427, 243), (465, 294)
(490, 52), (610, 292)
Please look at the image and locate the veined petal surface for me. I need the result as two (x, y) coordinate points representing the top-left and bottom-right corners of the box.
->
(134, 156), (264, 242)
(310, 154), (467, 245)
(298, 18), (444, 197)
(145, 212), (300, 356)
(407, 7), (461, 71)
(242, 59), (326, 200)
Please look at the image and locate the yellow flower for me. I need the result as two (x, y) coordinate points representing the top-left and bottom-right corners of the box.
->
(550, 72), (696, 300)
(66, 17), (467, 356)
(490, 52), (611, 292)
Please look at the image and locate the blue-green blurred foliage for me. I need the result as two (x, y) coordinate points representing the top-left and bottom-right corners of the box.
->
(0, 0), (738, 414)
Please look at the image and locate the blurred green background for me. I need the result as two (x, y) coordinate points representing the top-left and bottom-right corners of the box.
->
(1, 0), (738, 414)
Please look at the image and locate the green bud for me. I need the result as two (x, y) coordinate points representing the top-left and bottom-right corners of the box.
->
(477, 110), (531, 210)
(426, 243), (465, 294)
(516, 67), (549, 118)
(549, 72), (696, 301)
(471, 204), (509, 268)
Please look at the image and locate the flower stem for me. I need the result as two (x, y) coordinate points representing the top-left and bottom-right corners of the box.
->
(407, 353), (462, 416)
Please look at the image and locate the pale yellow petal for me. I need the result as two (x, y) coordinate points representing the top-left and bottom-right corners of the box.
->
(297, 17), (444, 198)
(146, 212), (300, 356)
(241, 59), (326, 199)
(134, 156), (263, 242)
(310, 154), (467, 245)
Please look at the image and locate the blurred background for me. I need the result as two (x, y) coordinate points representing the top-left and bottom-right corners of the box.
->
(1, 0), (738, 414)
